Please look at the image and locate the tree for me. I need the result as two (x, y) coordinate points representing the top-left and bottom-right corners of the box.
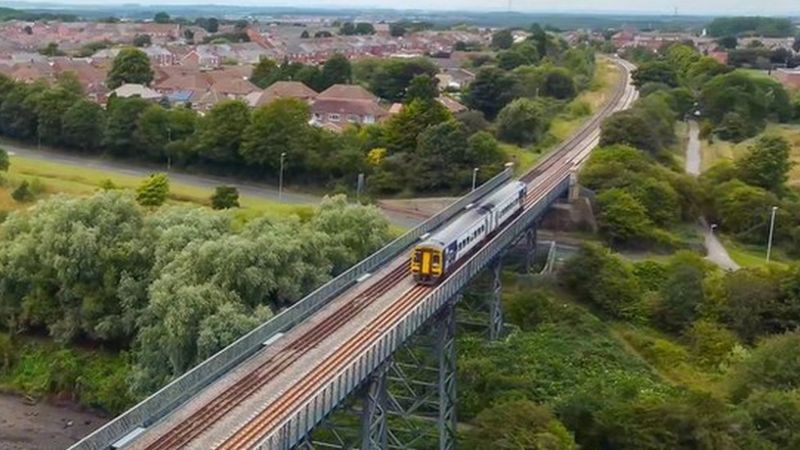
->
(0, 81), (45, 140)
(153, 12), (170, 24)
(134, 105), (171, 161)
(742, 389), (800, 449)
(736, 135), (791, 193)
(389, 22), (406, 37)
(0, 147), (8, 172)
(211, 186), (240, 209)
(466, 131), (504, 168)
(717, 35), (738, 49)
(241, 98), (315, 170)
(300, 30), (309, 39)
(11, 180), (34, 203)
(715, 112), (752, 142)
(339, 22), (356, 35)
(462, 400), (577, 450)
(34, 86), (79, 146)
(491, 29), (514, 50)
(136, 173), (169, 207)
(383, 98), (451, 154)
(103, 96), (150, 156)
(713, 180), (779, 241)
(354, 23), (375, 35)
(38, 42), (64, 56)
(496, 50), (528, 70)
(730, 332), (800, 400)
(250, 58), (281, 88)
(596, 188), (653, 246)
(632, 61), (679, 88)
(196, 100), (250, 164)
(133, 34), (152, 47)
(464, 67), (520, 119)
(496, 98), (548, 146)
(405, 74), (438, 103)
(656, 263), (705, 332)
(542, 67), (576, 100)
(314, 30), (332, 38)
(106, 47), (154, 89)
(413, 119), (470, 191)
(319, 54), (351, 90)
(363, 58), (439, 103)
(62, 99), (105, 151)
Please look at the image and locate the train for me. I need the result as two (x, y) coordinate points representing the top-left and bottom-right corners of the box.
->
(410, 181), (528, 285)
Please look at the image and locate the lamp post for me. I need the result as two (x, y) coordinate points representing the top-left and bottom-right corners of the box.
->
(278, 152), (286, 201)
(471, 167), (479, 191)
(766, 206), (778, 263)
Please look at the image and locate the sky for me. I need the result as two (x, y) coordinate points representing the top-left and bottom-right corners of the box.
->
(6, 0), (799, 15)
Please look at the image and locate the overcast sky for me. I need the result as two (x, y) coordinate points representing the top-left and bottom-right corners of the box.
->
(9, 0), (800, 15)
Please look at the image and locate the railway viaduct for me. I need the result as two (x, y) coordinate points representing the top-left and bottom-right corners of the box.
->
(69, 57), (638, 450)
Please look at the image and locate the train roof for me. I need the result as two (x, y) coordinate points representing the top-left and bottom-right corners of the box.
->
(419, 181), (526, 248)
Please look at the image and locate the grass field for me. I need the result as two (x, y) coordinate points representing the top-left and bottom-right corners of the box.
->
(700, 123), (800, 183)
(2, 155), (313, 220)
(720, 235), (790, 269)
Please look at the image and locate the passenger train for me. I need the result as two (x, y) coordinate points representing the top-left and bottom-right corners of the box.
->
(410, 181), (527, 285)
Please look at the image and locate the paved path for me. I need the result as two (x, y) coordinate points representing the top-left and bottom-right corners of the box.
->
(1, 139), (422, 228)
(685, 120), (701, 176)
(682, 123), (739, 270)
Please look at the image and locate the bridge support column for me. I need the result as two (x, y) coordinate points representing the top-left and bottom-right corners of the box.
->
(488, 258), (503, 341)
(568, 169), (580, 201)
(524, 227), (538, 274)
(361, 362), (389, 450)
(436, 299), (457, 450)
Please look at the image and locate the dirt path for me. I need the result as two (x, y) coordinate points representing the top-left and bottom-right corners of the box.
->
(0, 393), (107, 450)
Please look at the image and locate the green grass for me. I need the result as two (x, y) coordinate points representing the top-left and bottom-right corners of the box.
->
(4, 155), (313, 220)
(699, 123), (800, 181)
(721, 236), (789, 269)
(501, 143), (540, 175)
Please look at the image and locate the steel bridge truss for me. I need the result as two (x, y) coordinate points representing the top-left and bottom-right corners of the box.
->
(300, 299), (457, 450)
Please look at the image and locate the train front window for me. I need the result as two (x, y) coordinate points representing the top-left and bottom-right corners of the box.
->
(432, 254), (440, 266)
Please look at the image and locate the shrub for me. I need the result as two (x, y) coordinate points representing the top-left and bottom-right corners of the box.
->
(685, 320), (739, 368)
(462, 400), (577, 450)
(729, 332), (800, 401)
(210, 185), (240, 209)
(11, 180), (34, 202)
(741, 389), (800, 448)
(136, 172), (169, 207)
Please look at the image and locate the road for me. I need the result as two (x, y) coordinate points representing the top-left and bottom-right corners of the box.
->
(685, 120), (701, 176)
(681, 121), (739, 270)
(1, 139), (422, 228)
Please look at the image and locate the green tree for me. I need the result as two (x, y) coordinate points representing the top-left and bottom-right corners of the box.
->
(196, 100), (250, 164)
(136, 173), (170, 207)
(319, 53), (351, 90)
(106, 47), (154, 89)
(62, 99), (105, 151)
(717, 36), (738, 49)
(542, 67), (576, 100)
(742, 389), (800, 449)
(300, 30), (309, 38)
(383, 97), (451, 154)
(596, 188), (653, 245)
(721, 268), (784, 342)
(496, 50), (528, 70)
(241, 98), (314, 170)
(712, 180), (778, 241)
(736, 135), (791, 193)
(466, 131), (505, 168)
(491, 29), (514, 50)
(11, 180), (34, 203)
(354, 23), (375, 35)
(632, 61), (679, 88)
(133, 34), (151, 47)
(210, 186), (240, 209)
(656, 264), (705, 332)
(134, 105), (171, 161)
(38, 42), (64, 57)
(34, 86), (79, 146)
(361, 58), (439, 102)
(463, 400), (577, 450)
(496, 98), (548, 146)
(730, 331), (800, 400)
(413, 119), (470, 191)
(103, 96), (150, 156)
(339, 22), (356, 35)
(715, 112), (752, 142)
(464, 67), (520, 119)
(0, 147), (8, 172)
(250, 58), (281, 88)
(153, 12), (170, 23)
(0, 81), (45, 140)
(405, 74), (438, 103)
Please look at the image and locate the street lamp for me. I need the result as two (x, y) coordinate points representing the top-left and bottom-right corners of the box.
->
(766, 206), (778, 263)
(471, 167), (479, 191)
(278, 152), (286, 201)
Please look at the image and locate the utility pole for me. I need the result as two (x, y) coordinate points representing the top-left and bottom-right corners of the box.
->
(766, 206), (778, 263)
(279, 152), (286, 201)
(471, 168), (479, 191)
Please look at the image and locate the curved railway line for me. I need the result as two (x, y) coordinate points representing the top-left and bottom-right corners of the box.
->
(129, 57), (636, 450)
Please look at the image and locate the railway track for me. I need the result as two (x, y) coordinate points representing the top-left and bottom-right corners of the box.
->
(520, 58), (633, 184)
(132, 56), (635, 450)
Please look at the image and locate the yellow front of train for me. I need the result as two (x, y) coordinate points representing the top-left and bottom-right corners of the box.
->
(410, 244), (445, 285)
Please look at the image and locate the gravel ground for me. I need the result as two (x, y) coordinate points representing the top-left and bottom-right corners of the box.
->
(0, 393), (107, 450)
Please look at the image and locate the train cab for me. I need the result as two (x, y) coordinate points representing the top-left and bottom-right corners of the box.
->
(410, 244), (445, 285)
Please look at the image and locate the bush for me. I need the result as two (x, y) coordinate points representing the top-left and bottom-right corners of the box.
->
(462, 400), (577, 450)
(11, 180), (34, 202)
(136, 172), (169, 207)
(685, 320), (739, 368)
(729, 332), (800, 401)
(741, 389), (800, 448)
(210, 185), (240, 209)
(0, 146), (8, 172)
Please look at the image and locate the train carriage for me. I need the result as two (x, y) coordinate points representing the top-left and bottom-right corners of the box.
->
(411, 181), (527, 285)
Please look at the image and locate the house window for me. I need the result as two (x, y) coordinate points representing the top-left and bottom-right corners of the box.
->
(347, 114), (360, 123)
(313, 112), (323, 121)
(363, 115), (375, 124)
(328, 113), (341, 122)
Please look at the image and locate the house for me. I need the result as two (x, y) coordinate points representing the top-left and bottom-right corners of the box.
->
(436, 68), (475, 91)
(436, 95), (467, 114)
(310, 84), (388, 127)
(111, 83), (162, 100)
(245, 81), (318, 108)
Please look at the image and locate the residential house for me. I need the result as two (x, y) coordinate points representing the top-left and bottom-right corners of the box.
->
(111, 83), (162, 100)
(436, 95), (467, 114)
(311, 84), (387, 127)
(245, 80), (318, 108)
(774, 68), (800, 90)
